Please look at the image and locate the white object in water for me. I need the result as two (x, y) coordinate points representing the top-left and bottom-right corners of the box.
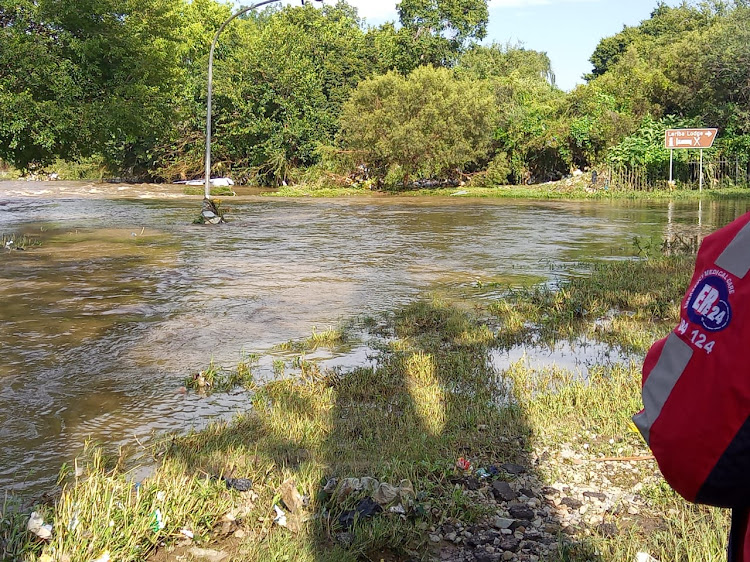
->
(27, 511), (53, 540)
(176, 177), (235, 187)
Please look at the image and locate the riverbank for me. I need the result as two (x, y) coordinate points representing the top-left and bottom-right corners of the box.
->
(1, 251), (730, 561)
(3, 175), (750, 202)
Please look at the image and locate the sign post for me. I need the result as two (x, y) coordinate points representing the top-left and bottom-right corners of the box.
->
(664, 128), (718, 192)
(669, 149), (674, 183)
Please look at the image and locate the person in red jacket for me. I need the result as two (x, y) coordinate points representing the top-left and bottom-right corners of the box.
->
(634, 211), (750, 561)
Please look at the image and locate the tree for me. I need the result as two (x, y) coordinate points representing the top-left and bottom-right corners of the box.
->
(397, 0), (488, 46)
(205, 2), (372, 185)
(0, 0), (187, 174)
(337, 65), (497, 187)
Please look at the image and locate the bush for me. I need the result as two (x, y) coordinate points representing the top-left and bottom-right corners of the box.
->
(337, 66), (497, 188)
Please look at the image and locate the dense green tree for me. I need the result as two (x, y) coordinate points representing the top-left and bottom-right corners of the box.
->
(397, 0), (489, 45)
(337, 65), (496, 187)
(0, 0), (186, 173)
(0, 0), (83, 169)
(209, 2), (372, 185)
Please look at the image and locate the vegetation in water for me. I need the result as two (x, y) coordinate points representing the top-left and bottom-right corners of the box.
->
(185, 356), (258, 393)
(1, 242), (731, 562)
(1, 233), (42, 251)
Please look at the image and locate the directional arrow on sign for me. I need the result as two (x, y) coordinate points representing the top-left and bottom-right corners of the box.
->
(665, 128), (719, 149)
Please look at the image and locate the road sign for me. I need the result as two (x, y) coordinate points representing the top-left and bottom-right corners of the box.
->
(665, 128), (718, 149)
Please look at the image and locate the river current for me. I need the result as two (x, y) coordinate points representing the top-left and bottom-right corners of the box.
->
(1, 180), (747, 496)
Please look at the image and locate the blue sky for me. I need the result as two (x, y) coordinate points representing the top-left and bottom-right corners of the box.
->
(279, 0), (684, 91)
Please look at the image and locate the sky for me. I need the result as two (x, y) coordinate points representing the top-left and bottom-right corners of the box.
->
(279, 0), (684, 91)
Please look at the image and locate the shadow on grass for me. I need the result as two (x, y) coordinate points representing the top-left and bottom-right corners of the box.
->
(163, 298), (605, 561)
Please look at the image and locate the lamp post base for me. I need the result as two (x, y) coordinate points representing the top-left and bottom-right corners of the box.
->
(200, 197), (225, 224)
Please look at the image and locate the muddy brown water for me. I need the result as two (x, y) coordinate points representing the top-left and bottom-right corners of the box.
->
(1, 181), (748, 497)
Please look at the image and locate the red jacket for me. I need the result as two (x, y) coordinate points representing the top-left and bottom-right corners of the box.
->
(634, 212), (750, 561)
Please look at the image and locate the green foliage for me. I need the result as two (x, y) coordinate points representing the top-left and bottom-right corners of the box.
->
(337, 65), (497, 187)
(0, 0), (186, 174)
(608, 115), (697, 168)
(397, 0), (489, 47)
(159, 2), (373, 185)
(2, 0), (749, 188)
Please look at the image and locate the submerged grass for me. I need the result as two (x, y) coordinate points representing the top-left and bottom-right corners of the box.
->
(4, 247), (731, 561)
(1, 233), (42, 251)
(490, 254), (694, 354)
(263, 180), (750, 201)
(184, 356), (258, 393)
(275, 327), (346, 353)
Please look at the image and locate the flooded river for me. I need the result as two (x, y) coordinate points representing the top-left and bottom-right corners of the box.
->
(1, 180), (748, 496)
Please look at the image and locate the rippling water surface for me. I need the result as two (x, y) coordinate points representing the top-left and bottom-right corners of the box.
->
(1, 181), (748, 496)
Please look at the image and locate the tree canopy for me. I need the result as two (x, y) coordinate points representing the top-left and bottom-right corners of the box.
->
(1, 0), (748, 188)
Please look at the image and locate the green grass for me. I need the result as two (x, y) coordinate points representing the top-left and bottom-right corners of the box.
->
(275, 327), (346, 353)
(184, 356), (258, 393)
(3, 247), (732, 562)
(1, 233), (42, 251)
(182, 186), (237, 197)
(263, 179), (750, 201)
(490, 254), (694, 354)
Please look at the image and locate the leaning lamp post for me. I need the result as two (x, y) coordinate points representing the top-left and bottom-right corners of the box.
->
(203, 0), (323, 203)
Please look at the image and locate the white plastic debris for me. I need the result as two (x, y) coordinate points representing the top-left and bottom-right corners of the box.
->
(636, 553), (659, 562)
(27, 511), (53, 540)
(180, 528), (195, 539)
(91, 551), (111, 562)
(273, 505), (288, 527)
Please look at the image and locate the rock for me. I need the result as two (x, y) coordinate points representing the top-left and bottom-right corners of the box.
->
(597, 522), (618, 537)
(493, 517), (514, 530)
(502, 551), (515, 561)
(464, 477), (481, 491)
(187, 548), (229, 562)
(500, 536), (521, 552)
(583, 491), (607, 502)
(279, 479), (305, 513)
(508, 505), (534, 520)
(492, 481), (517, 502)
(561, 497), (583, 510)
(446, 532), (458, 542)
(501, 463), (527, 475)
(430, 534), (442, 543)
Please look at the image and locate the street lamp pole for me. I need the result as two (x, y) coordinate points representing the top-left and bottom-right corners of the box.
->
(204, 0), (280, 201)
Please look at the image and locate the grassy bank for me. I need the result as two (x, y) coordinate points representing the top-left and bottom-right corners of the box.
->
(266, 179), (750, 201)
(2, 252), (730, 562)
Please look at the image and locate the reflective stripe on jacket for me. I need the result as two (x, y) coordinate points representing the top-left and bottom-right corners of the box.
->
(634, 212), (750, 561)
